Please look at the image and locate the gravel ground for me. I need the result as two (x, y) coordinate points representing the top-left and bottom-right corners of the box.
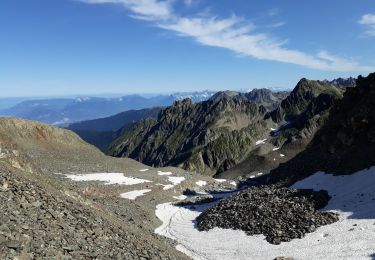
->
(196, 185), (339, 244)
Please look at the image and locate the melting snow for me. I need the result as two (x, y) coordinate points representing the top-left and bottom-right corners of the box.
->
(255, 139), (267, 145)
(158, 171), (173, 176)
(168, 176), (185, 185)
(64, 173), (151, 185)
(155, 167), (375, 259)
(120, 189), (152, 200)
(196, 180), (207, 187)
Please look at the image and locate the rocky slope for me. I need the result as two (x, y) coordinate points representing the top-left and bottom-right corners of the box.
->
(266, 72), (375, 186)
(268, 78), (343, 123)
(0, 118), (194, 259)
(217, 79), (344, 179)
(107, 97), (272, 175)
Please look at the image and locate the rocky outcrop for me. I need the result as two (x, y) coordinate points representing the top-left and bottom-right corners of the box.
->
(268, 79), (343, 123)
(267, 72), (375, 186)
(196, 185), (338, 245)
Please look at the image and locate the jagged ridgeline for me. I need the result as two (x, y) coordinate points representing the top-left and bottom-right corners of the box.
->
(107, 96), (272, 175)
(267, 72), (375, 186)
(106, 81), (344, 176)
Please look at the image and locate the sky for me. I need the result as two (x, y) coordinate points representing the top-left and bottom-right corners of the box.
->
(0, 0), (374, 97)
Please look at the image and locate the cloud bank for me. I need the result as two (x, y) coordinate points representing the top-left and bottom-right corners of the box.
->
(78, 0), (372, 72)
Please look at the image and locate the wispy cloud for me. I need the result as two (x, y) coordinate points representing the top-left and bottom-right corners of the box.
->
(78, 0), (372, 72)
(266, 8), (279, 17)
(359, 13), (375, 37)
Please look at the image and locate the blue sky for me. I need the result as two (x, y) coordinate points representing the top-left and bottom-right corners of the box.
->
(1, 0), (374, 97)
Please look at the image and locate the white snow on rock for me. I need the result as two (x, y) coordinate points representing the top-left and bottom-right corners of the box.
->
(159, 176), (186, 190)
(139, 169), (149, 172)
(158, 171), (173, 176)
(196, 180), (207, 187)
(173, 195), (188, 200)
(162, 184), (175, 190)
(168, 176), (185, 185)
(64, 173), (151, 185)
(255, 139), (267, 145)
(214, 179), (226, 183)
(272, 147), (280, 151)
(155, 167), (375, 260)
(230, 181), (236, 186)
(120, 189), (152, 200)
(280, 154), (285, 157)
(270, 128), (276, 131)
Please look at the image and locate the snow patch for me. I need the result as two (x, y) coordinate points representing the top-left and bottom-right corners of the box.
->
(139, 169), (149, 172)
(272, 147), (280, 151)
(155, 167), (375, 259)
(64, 173), (151, 185)
(120, 189), (152, 200)
(214, 179), (226, 183)
(255, 139), (267, 145)
(158, 171), (173, 176)
(196, 180), (207, 187)
(173, 195), (188, 200)
(280, 154), (285, 157)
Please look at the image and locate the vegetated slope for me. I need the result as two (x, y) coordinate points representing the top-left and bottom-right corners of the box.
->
(266, 72), (375, 186)
(216, 79), (344, 179)
(0, 91), (215, 125)
(107, 97), (272, 175)
(67, 107), (161, 150)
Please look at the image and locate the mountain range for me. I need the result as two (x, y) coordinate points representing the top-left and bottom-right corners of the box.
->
(105, 79), (344, 177)
(0, 91), (215, 125)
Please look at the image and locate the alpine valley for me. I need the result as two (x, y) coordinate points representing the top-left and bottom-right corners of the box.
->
(1, 73), (374, 259)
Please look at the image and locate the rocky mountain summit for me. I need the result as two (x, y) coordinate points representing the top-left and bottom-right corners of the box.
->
(266, 72), (375, 186)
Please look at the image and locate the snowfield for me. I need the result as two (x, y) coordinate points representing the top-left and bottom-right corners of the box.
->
(120, 189), (152, 200)
(64, 173), (151, 185)
(155, 167), (375, 260)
